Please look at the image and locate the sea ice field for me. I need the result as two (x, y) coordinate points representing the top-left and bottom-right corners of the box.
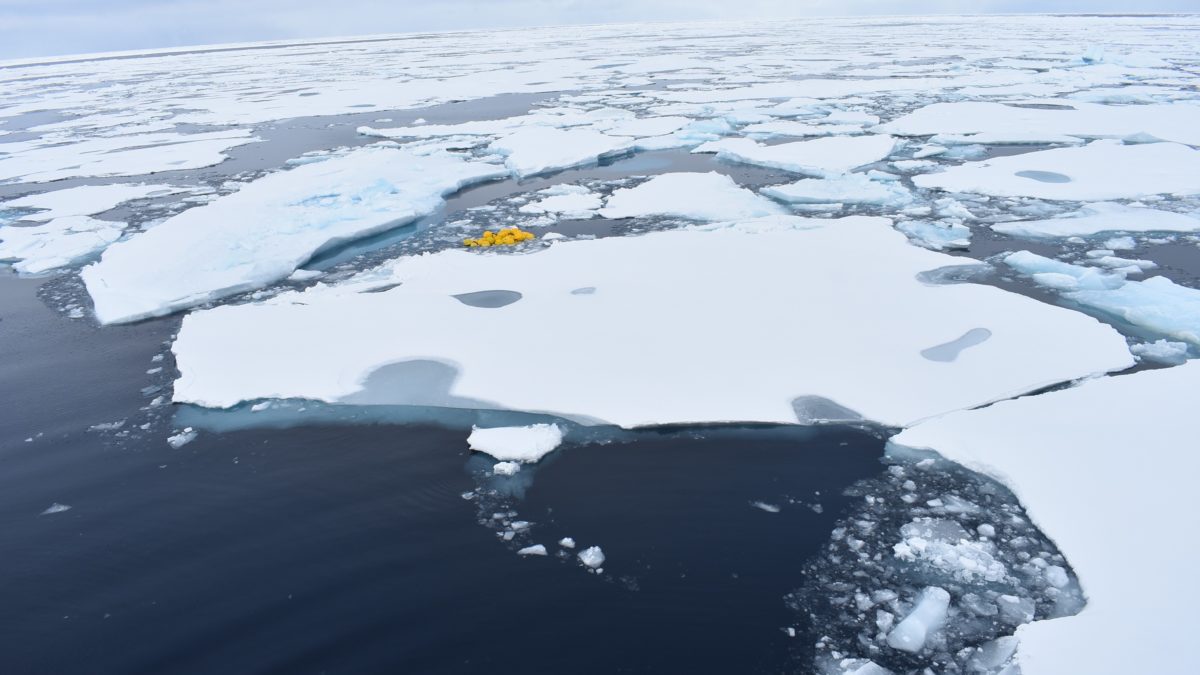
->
(1, 14), (1199, 675)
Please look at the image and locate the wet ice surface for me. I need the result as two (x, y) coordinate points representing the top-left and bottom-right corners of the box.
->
(2, 14), (1200, 675)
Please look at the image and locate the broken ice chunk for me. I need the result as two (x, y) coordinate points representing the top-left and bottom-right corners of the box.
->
(517, 544), (547, 556)
(467, 424), (563, 463)
(886, 586), (950, 653)
(492, 461), (521, 476)
(578, 546), (606, 568)
(167, 428), (197, 449)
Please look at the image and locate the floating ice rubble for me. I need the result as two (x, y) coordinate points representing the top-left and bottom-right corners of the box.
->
(991, 202), (1200, 239)
(694, 135), (896, 176)
(517, 185), (602, 219)
(893, 360), (1200, 675)
(791, 449), (1083, 674)
(171, 216), (1133, 427)
(0, 184), (185, 274)
(1004, 251), (1200, 346)
(82, 146), (507, 324)
(915, 140), (1200, 200)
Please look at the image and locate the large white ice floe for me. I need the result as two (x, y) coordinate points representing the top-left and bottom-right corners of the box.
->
(914, 140), (1200, 200)
(880, 101), (1200, 146)
(892, 360), (1200, 675)
(171, 216), (1133, 427)
(991, 202), (1200, 238)
(81, 147), (506, 324)
(1004, 251), (1200, 346)
(0, 184), (185, 274)
(486, 126), (631, 177)
(466, 424), (564, 463)
(694, 135), (896, 176)
(0, 129), (259, 184)
(598, 172), (786, 221)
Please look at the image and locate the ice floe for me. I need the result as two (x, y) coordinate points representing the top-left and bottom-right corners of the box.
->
(517, 185), (602, 219)
(171, 216), (1133, 427)
(487, 126), (631, 178)
(914, 140), (1200, 200)
(760, 173), (913, 207)
(694, 135), (896, 176)
(598, 172), (785, 222)
(1, 184), (186, 274)
(892, 360), (1200, 675)
(881, 101), (1200, 146)
(467, 424), (564, 463)
(991, 202), (1200, 238)
(1005, 251), (1200, 345)
(81, 147), (506, 324)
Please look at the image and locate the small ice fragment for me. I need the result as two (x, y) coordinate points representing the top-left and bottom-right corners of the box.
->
(578, 546), (606, 568)
(977, 523), (996, 538)
(41, 503), (72, 515)
(751, 501), (781, 513)
(996, 594), (1036, 625)
(1045, 565), (1070, 588)
(467, 424), (563, 463)
(249, 402), (271, 412)
(517, 544), (547, 556)
(559, 537), (576, 549)
(1130, 339), (1189, 365)
(167, 428), (197, 449)
(492, 461), (521, 476)
(886, 586), (950, 653)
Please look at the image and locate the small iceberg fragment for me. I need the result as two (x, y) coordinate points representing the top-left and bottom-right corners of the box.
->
(41, 503), (72, 516)
(578, 546), (606, 569)
(886, 586), (951, 653)
(167, 428), (198, 449)
(558, 537), (576, 549)
(517, 544), (547, 556)
(1130, 339), (1190, 365)
(467, 424), (564, 463)
(750, 501), (781, 513)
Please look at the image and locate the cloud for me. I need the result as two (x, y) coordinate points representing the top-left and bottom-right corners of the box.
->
(0, 0), (1193, 59)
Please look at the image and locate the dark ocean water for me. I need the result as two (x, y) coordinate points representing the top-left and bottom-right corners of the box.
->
(0, 274), (888, 674)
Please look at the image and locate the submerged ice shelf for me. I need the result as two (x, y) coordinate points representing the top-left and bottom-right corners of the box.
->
(171, 216), (1133, 428)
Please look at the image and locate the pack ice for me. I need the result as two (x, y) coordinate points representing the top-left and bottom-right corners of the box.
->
(171, 217), (1133, 427)
(914, 140), (1200, 200)
(893, 360), (1200, 675)
(81, 147), (506, 324)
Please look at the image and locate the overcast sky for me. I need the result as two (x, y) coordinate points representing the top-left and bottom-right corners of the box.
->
(0, 0), (1194, 60)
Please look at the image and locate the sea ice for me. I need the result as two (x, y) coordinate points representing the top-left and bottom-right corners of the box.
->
(991, 202), (1200, 238)
(467, 424), (564, 463)
(695, 135), (896, 176)
(517, 185), (602, 219)
(1129, 339), (1190, 365)
(81, 146), (506, 324)
(171, 216), (1133, 428)
(886, 586), (950, 654)
(892, 361), (1200, 675)
(880, 101), (1200, 146)
(492, 461), (522, 476)
(1005, 251), (1200, 345)
(578, 546), (606, 568)
(895, 221), (972, 251)
(598, 172), (786, 222)
(760, 173), (913, 207)
(487, 126), (631, 177)
(914, 140), (1200, 200)
(517, 544), (547, 556)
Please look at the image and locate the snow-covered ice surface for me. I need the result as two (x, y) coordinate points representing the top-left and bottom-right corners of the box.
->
(892, 361), (1200, 675)
(4, 15), (1200, 673)
(80, 147), (506, 323)
(171, 217), (1133, 427)
(914, 140), (1200, 200)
